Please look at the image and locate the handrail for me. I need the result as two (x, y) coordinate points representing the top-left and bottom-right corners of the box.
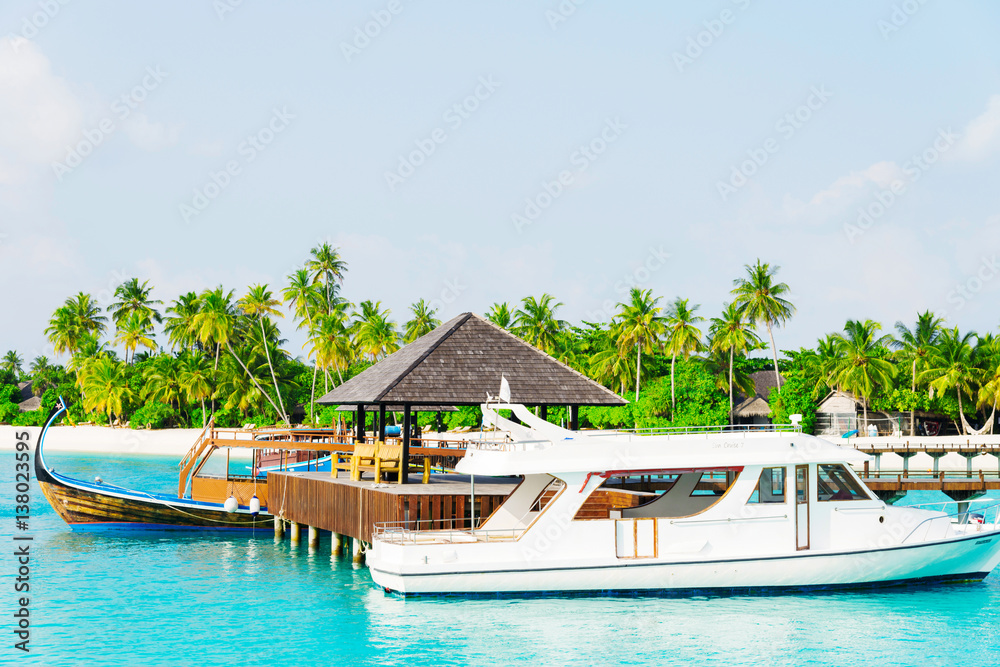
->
(590, 423), (802, 436)
(373, 518), (524, 545)
(901, 501), (1000, 544)
(177, 415), (215, 498)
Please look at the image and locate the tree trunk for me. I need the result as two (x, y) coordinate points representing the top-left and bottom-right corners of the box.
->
(728, 346), (734, 420)
(259, 318), (288, 425)
(635, 341), (641, 402)
(670, 350), (677, 415)
(201, 398), (206, 428)
(910, 358), (917, 437)
(766, 321), (781, 392)
(310, 363), (318, 425)
(226, 343), (285, 420)
(211, 343), (220, 416)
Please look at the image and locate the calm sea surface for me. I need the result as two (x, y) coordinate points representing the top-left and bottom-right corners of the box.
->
(4, 450), (1000, 666)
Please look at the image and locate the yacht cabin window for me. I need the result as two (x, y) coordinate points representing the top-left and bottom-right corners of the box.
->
(817, 464), (868, 501)
(747, 467), (786, 504)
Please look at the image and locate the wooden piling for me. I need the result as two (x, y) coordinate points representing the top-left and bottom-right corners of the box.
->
(308, 525), (319, 549)
(273, 515), (283, 538)
(352, 538), (364, 565)
(331, 532), (343, 555)
(290, 521), (301, 544)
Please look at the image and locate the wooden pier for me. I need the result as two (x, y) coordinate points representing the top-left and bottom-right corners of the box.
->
(267, 471), (517, 544)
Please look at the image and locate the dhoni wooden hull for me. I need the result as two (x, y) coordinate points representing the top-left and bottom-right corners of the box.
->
(35, 411), (271, 532)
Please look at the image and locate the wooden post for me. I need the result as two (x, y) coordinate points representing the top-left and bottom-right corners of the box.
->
(331, 532), (343, 555)
(273, 515), (284, 538)
(539, 405), (547, 422)
(351, 538), (364, 565)
(355, 405), (365, 443)
(569, 405), (579, 431)
(308, 525), (319, 549)
(379, 404), (387, 442)
(290, 521), (301, 545)
(401, 403), (411, 485)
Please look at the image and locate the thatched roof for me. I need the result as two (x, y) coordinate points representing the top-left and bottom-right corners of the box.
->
(733, 396), (771, 418)
(732, 370), (783, 418)
(317, 313), (626, 407)
(17, 381), (33, 402)
(18, 396), (41, 412)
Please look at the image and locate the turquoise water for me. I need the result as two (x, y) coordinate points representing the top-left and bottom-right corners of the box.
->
(5, 451), (1000, 666)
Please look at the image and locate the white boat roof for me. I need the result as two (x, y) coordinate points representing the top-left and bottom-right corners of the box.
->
(456, 402), (870, 477)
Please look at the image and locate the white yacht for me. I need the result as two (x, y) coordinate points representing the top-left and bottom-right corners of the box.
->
(367, 401), (1000, 595)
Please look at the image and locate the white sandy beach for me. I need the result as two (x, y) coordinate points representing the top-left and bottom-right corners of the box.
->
(0, 424), (201, 455)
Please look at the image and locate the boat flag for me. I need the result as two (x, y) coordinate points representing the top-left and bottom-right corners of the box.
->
(499, 375), (511, 403)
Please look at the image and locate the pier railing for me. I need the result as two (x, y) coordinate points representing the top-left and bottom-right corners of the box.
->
(373, 518), (523, 544)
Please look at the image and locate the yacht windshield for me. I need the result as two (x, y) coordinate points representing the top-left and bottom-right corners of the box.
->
(817, 464), (868, 501)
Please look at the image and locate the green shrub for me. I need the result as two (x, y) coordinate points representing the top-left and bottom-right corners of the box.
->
(130, 402), (177, 429)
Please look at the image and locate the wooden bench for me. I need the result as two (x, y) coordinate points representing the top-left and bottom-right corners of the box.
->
(331, 449), (357, 478)
(354, 443), (403, 483)
(346, 443), (378, 480)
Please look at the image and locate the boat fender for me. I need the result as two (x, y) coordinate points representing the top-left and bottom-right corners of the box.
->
(224, 496), (238, 513)
(94, 476), (103, 485)
(249, 495), (261, 516)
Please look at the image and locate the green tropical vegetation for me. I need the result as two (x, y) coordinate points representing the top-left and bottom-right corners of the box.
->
(3, 248), (1000, 438)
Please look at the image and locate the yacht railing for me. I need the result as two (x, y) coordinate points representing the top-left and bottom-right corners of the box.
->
(464, 438), (551, 453)
(585, 423), (802, 440)
(373, 518), (524, 544)
(900, 501), (1000, 544)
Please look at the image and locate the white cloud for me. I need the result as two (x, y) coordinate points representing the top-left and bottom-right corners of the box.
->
(123, 113), (181, 151)
(0, 37), (84, 176)
(806, 161), (903, 207)
(951, 94), (1000, 161)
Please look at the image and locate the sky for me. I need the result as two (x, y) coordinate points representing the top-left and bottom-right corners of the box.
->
(2, 1), (1000, 365)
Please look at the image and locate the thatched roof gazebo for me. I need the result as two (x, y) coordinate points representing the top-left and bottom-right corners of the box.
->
(317, 312), (626, 482)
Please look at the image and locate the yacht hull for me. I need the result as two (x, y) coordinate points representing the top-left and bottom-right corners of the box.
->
(368, 529), (1000, 595)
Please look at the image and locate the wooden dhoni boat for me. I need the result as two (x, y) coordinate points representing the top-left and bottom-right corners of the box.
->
(35, 402), (344, 532)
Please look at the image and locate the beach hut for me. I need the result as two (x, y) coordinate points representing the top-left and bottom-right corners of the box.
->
(732, 370), (783, 425)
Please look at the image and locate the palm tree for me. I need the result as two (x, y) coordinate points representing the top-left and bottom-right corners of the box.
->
(239, 284), (289, 425)
(179, 351), (214, 427)
(164, 292), (202, 352)
(826, 319), (897, 430)
(113, 313), (156, 364)
(46, 293), (108, 357)
(109, 278), (162, 327)
(892, 311), (945, 436)
(81, 356), (133, 426)
(709, 302), (763, 418)
(921, 328), (982, 435)
(306, 243), (348, 316)
(665, 298), (704, 414)
(283, 268), (325, 418)
(486, 302), (514, 330)
(404, 299), (441, 343)
(513, 294), (567, 355)
(615, 288), (665, 401)
(141, 356), (183, 410)
(353, 301), (399, 361)
(306, 310), (356, 419)
(2, 351), (23, 378)
(589, 322), (635, 395)
(731, 260), (795, 392)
